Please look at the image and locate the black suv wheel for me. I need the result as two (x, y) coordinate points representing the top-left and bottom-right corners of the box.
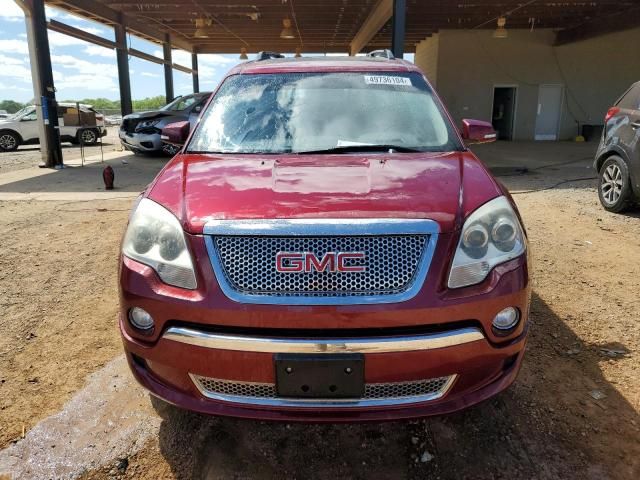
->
(78, 128), (98, 145)
(0, 131), (20, 152)
(598, 156), (633, 213)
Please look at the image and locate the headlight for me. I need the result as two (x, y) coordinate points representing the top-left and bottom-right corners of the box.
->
(122, 198), (197, 289)
(448, 196), (525, 288)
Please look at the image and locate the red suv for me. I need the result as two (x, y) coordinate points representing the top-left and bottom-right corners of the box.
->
(119, 52), (530, 421)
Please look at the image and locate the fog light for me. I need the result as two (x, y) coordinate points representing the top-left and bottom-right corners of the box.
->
(128, 307), (154, 330)
(492, 307), (520, 331)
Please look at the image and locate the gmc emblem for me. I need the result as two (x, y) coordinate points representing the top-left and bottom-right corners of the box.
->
(276, 252), (366, 273)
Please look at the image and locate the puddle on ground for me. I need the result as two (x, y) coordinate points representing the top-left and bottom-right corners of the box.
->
(0, 355), (160, 479)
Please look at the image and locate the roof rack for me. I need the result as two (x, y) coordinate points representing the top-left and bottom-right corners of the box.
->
(256, 51), (285, 61)
(367, 49), (395, 60)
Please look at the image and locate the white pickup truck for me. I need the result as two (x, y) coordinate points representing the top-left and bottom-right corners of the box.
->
(0, 103), (107, 152)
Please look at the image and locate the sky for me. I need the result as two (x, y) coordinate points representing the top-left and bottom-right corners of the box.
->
(0, 0), (413, 104)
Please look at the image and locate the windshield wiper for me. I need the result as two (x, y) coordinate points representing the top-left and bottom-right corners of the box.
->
(295, 145), (426, 154)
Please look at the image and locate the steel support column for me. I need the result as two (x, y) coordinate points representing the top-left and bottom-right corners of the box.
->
(17, 0), (62, 168)
(114, 20), (132, 116)
(163, 34), (174, 104)
(391, 0), (406, 59)
(192, 53), (199, 93)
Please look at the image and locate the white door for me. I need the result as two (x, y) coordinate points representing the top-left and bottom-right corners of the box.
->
(535, 85), (563, 141)
(18, 110), (40, 142)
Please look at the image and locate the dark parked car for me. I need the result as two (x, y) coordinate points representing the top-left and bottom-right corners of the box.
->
(595, 81), (640, 212)
(119, 53), (529, 421)
(119, 92), (210, 154)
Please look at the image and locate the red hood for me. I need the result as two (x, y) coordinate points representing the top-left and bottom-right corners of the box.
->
(147, 151), (501, 234)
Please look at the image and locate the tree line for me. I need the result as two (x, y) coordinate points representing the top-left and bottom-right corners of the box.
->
(0, 96), (168, 114)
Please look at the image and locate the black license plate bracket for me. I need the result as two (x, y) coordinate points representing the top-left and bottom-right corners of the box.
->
(275, 354), (365, 399)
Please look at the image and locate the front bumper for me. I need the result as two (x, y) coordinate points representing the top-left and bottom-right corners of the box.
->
(119, 232), (530, 421)
(119, 130), (162, 152)
(122, 320), (526, 421)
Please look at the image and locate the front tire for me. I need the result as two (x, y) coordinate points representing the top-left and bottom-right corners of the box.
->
(0, 131), (20, 152)
(598, 156), (633, 213)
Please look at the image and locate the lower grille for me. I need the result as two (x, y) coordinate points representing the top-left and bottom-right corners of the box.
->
(190, 374), (456, 407)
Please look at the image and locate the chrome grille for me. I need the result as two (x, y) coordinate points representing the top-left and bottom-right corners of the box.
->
(212, 235), (427, 297)
(190, 374), (456, 407)
(204, 219), (439, 305)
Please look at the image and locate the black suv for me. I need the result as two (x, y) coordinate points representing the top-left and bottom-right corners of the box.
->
(595, 82), (640, 212)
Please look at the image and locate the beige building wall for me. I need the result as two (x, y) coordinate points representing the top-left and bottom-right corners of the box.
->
(414, 34), (439, 86)
(415, 27), (640, 140)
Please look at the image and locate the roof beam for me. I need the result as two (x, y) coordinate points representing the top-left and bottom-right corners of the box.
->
(126, 48), (194, 74)
(47, 19), (116, 49)
(47, 0), (194, 52)
(349, 0), (392, 55)
(47, 17), (193, 73)
(554, 7), (640, 46)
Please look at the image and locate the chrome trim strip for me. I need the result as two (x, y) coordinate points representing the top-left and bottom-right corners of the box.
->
(164, 327), (485, 354)
(189, 374), (458, 408)
(203, 218), (439, 305)
(203, 218), (440, 236)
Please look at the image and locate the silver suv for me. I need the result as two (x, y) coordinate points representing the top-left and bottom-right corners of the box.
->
(119, 92), (210, 155)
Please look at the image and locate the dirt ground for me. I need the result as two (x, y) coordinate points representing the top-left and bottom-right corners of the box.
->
(0, 142), (638, 479)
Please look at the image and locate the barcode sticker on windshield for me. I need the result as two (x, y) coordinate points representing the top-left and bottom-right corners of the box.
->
(364, 75), (412, 86)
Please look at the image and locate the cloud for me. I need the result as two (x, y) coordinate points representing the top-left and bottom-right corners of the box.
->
(0, 81), (30, 91)
(0, 54), (25, 65)
(47, 31), (87, 47)
(84, 45), (116, 58)
(140, 72), (159, 77)
(0, 39), (29, 55)
(47, 53), (118, 92)
(0, 33), (90, 52)
(54, 73), (118, 92)
(0, 2), (24, 21)
(51, 54), (117, 76)
(0, 62), (32, 83)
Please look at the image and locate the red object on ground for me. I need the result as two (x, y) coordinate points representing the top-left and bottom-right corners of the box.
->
(103, 165), (114, 190)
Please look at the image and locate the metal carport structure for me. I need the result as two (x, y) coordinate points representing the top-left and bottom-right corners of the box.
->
(13, 0), (639, 167)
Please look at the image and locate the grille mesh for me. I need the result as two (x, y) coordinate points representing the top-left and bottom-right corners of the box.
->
(192, 375), (453, 401)
(212, 235), (428, 297)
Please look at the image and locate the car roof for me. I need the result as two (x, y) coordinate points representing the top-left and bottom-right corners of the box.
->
(229, 56), (420, 76)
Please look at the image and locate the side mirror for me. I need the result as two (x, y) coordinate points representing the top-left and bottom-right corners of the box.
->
(194, 105), (202, 114)
(161, 121), (190, 147)
(461, 119), (497, 144)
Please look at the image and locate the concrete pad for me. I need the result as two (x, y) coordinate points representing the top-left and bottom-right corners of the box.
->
(472, 140), (597, 170)
(0, 151), (166, 201)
